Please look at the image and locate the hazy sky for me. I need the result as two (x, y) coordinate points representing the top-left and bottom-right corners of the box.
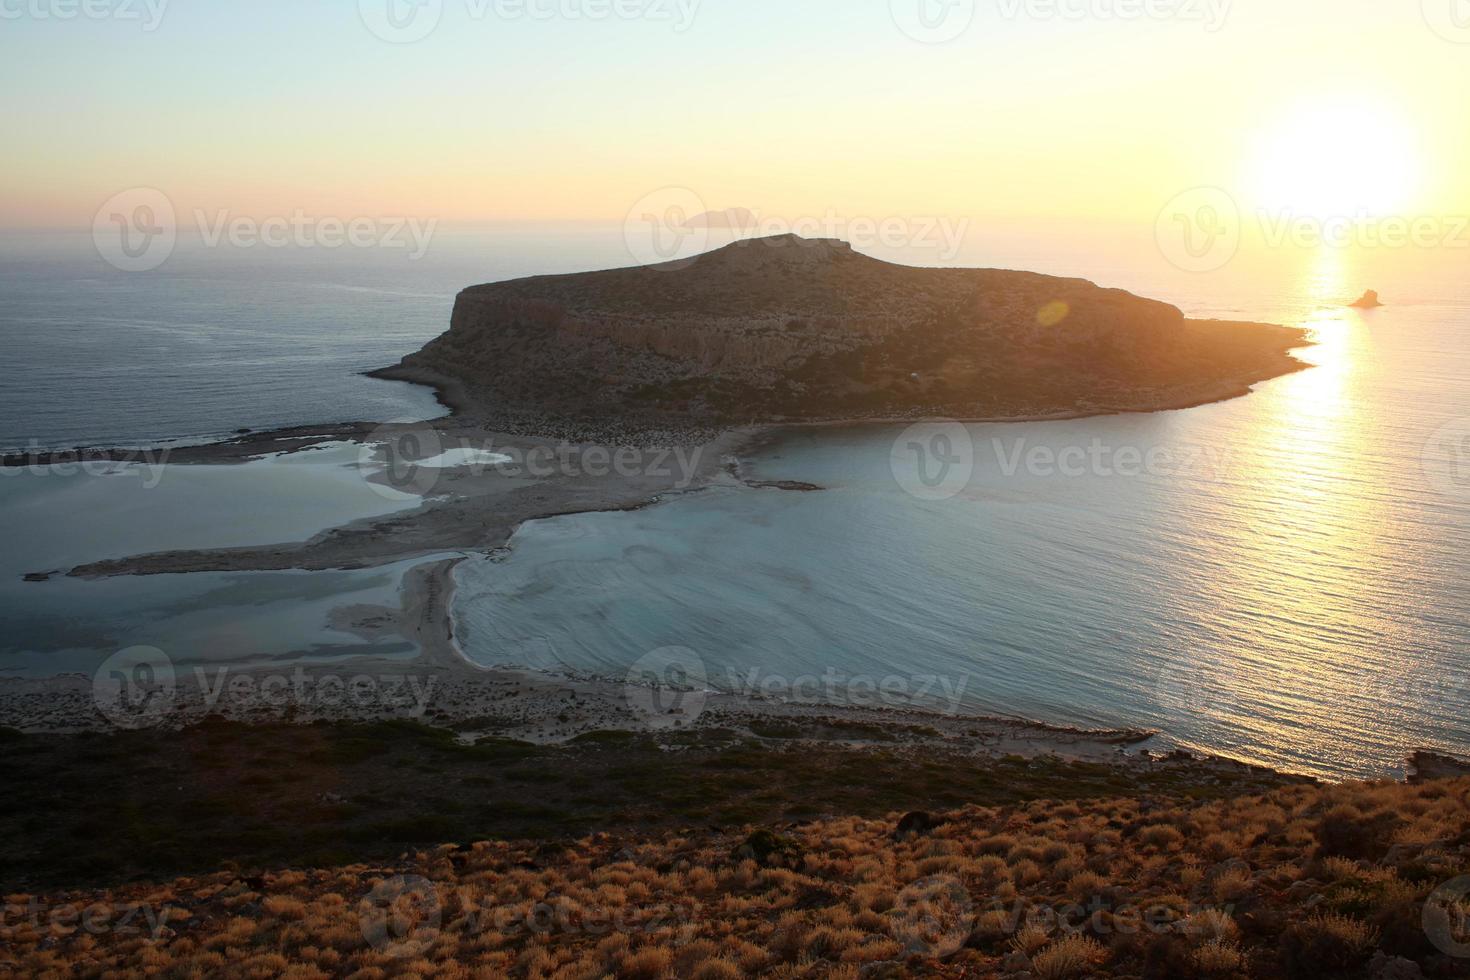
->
(3, 0), (1467, 241)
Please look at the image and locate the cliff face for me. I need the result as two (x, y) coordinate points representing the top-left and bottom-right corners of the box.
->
(382, 235), (1307, 423)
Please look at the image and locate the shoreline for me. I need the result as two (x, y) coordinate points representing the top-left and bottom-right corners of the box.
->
(0, 338), (1327, 780)
(1, 327), (1314, 468)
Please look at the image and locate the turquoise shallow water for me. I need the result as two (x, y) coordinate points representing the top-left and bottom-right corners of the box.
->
(0, 443), (430, 675)
(2, 232), (1467, 779)
(451, 273), (1470, 781)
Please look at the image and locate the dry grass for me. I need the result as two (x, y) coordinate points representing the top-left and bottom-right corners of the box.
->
(2, 778), (1468, 978)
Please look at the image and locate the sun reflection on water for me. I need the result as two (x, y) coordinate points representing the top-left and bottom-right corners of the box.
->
(1160, 249), (1410, 774)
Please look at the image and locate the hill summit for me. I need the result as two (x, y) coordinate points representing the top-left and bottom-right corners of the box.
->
(376, 235), (1308, 427)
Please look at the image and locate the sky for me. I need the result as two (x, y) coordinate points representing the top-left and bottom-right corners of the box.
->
(2, 0), (1468, 256)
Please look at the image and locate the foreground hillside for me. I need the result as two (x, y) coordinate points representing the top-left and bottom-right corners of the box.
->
(7, 774), (1469, 978)
(376, 235), (1308, 429)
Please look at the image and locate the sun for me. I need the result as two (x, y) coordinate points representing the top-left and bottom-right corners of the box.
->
(1245, 99), (1421, 219)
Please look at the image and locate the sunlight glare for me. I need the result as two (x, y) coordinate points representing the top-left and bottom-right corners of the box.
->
(1245, 99), (1421, 219)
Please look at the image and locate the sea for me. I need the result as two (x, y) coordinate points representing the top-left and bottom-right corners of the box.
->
(2, 227), (1467, 779)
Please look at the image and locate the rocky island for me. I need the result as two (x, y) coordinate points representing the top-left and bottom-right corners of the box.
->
(24, 234), (1314, 586)
(375, 234), (1309, 436)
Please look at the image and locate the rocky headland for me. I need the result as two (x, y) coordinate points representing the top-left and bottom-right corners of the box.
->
(374, 234), (1310, 434)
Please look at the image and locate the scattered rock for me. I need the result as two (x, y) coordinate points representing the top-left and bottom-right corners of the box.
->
(1369, 951), (1426, 980)
(1002, 951), (1032, 972)
(1407, 750), (1470, 782)
(893, 811), (942, 841)
(731, 829), (803, 868)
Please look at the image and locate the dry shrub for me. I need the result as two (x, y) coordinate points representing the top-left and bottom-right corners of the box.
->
(619, 945), (674, 979)
(1186, 907), (1239, 943)
(1211, 866), (1254, 903)
(1192, 939), (1246, 975)
(1139, 825), (1184, 851)
(690, 958), (742, 980)
(1031, 934), (1106, 979)
(1010, 922), (1052, 955)
(1280, 912), (1381, 979)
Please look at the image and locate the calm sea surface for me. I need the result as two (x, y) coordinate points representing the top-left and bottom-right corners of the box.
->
(3, 231), (1467, 778)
